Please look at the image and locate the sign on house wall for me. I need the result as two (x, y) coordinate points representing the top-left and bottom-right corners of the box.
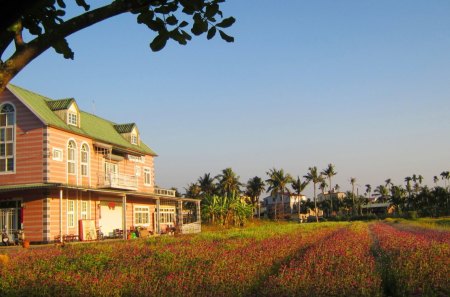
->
(127, 155), (146, 163)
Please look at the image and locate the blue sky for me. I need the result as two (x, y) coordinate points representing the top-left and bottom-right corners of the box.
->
(11, 0), (450, 197)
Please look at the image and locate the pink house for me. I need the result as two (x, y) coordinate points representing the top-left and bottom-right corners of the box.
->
(0, 85), (200, 244)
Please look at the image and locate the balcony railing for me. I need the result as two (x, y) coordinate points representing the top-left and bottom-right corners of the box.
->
(98, 173), (138, 191)
(153, 188), (176, 197)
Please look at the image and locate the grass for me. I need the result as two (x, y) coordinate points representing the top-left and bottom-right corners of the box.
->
(384, 216), (450, 230)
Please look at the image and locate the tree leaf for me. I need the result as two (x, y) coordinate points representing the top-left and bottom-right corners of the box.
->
(166, 15), (178, 26)
(216, 17), (235, 28)
(207, 26), (216, 40)
(75, 0), (90, 11)
(181, 30), (192, 41)
(219, 30), (234, 42)
(179, 21), (188, 28)
(137, 11), (154, 25)
(150, 33), (169, 52)
(205, 3), (219, 18)
(56, 0), (66, 9)
(191, 19), (207, 36)
(52, 38), (74, 59)
(170, 29), (187, 45)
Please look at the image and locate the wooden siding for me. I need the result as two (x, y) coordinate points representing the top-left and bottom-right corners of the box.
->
(46, 127), (155, 192)
(0, 89), (44, 184)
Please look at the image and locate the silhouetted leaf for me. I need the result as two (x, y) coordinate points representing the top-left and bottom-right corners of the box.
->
(56, 0), (66, 9)
(75, 0), (90, 11)
(219, 30), (234, 42)
(150, 33), (169, 52)
(137, 11), (154, 25)
(52, 38), (74, 59)
(170, 29), (187, 45)
(166, 15), (178, 26)
(207, 26), (216, 40)
(191, 18), (207, 36)
(205, 3), (219, 18)
(216, 17), (235, 28)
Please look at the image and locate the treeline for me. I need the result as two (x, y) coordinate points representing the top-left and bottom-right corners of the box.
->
(172, 166), (450, 224)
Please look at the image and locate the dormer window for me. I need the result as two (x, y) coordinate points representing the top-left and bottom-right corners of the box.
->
(131, 133), (138, 145)
(68, 112), (78, 126)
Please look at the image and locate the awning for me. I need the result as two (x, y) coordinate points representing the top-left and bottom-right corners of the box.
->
(0, 183), (62, 193)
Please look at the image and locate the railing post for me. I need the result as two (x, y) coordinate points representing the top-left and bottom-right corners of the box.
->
(177, 200), (183, 233)
(122, 194), (127, 240)
(156, 199), (160, 234)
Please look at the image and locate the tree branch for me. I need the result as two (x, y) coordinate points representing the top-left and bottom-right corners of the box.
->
(0, 0), (152, 91)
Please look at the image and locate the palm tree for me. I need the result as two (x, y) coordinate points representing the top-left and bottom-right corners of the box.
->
(319, 179), (328, 216)
(350, 177), (357, 215)
(440, 171), (450, 189)
(322, 164), (337, 215)
(304, 166), (324, 222)
(433, 175), (439, 185)
(405, 176), (413, 210)
(417, 175), (424, 185)
(184, 183), (201, 199)
(374, 185), (389, 202)
(216, 167), (241, 197)
(390, 185), (406, 214)
(198, 173), (216, 197)
(266, 168), (293, 220)
(291, 176), (309, 221)
(365, 184), (372, 199)
(385, 178), (393, 191)
(245, 176), (265, 219)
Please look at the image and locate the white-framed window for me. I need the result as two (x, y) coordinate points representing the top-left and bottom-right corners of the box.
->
(131, 133), (138, 145)
(68, 112), (78, 126)
(67, 140), (76, 174)
(52, 148), (63, 161)
(160, 207), (175, 225)
(80, 144), (89, 176)
(135, 166), (141, 177)
(67, 200), (75, 228)
(81, 201), (88, 219)
(143, 167), (151, 186)
(0, 103), (15, 173)
(134, 206), (149, 225)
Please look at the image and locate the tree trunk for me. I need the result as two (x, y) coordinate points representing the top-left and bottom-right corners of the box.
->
(314, 184), (318, 223)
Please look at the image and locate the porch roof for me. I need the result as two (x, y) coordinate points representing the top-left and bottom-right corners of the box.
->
(0, 183), (62, 192)
(0, 183), (200, 202)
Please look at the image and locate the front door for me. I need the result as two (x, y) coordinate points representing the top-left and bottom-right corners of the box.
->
(99, 202), (122, 237)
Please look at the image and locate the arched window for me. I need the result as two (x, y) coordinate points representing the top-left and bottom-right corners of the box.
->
(80, 143), (89, 176)
(0, 103), (15, 173)
(67, 140), (76, 175)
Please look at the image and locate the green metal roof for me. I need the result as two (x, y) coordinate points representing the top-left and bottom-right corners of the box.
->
(7, 84), (157, 156)
(114, 123), (136, 133)
(46, 98), (75, 111)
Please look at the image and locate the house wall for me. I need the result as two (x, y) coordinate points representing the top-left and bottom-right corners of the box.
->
(0, 89), (44, 185)
(45, 127), (155, 192)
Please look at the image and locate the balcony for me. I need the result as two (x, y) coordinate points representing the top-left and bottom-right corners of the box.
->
(98, 173), (138, 191)
(152, 188), (176, 197)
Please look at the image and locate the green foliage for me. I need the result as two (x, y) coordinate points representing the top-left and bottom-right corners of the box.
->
(201, 193), (252, 227)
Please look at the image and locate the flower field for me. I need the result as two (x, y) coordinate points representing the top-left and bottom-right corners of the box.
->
(0, 220), (449, 297)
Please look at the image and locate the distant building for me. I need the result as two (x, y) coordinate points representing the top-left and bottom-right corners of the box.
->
(262, 193), (307, 218)
(317, 190), (346, 203)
